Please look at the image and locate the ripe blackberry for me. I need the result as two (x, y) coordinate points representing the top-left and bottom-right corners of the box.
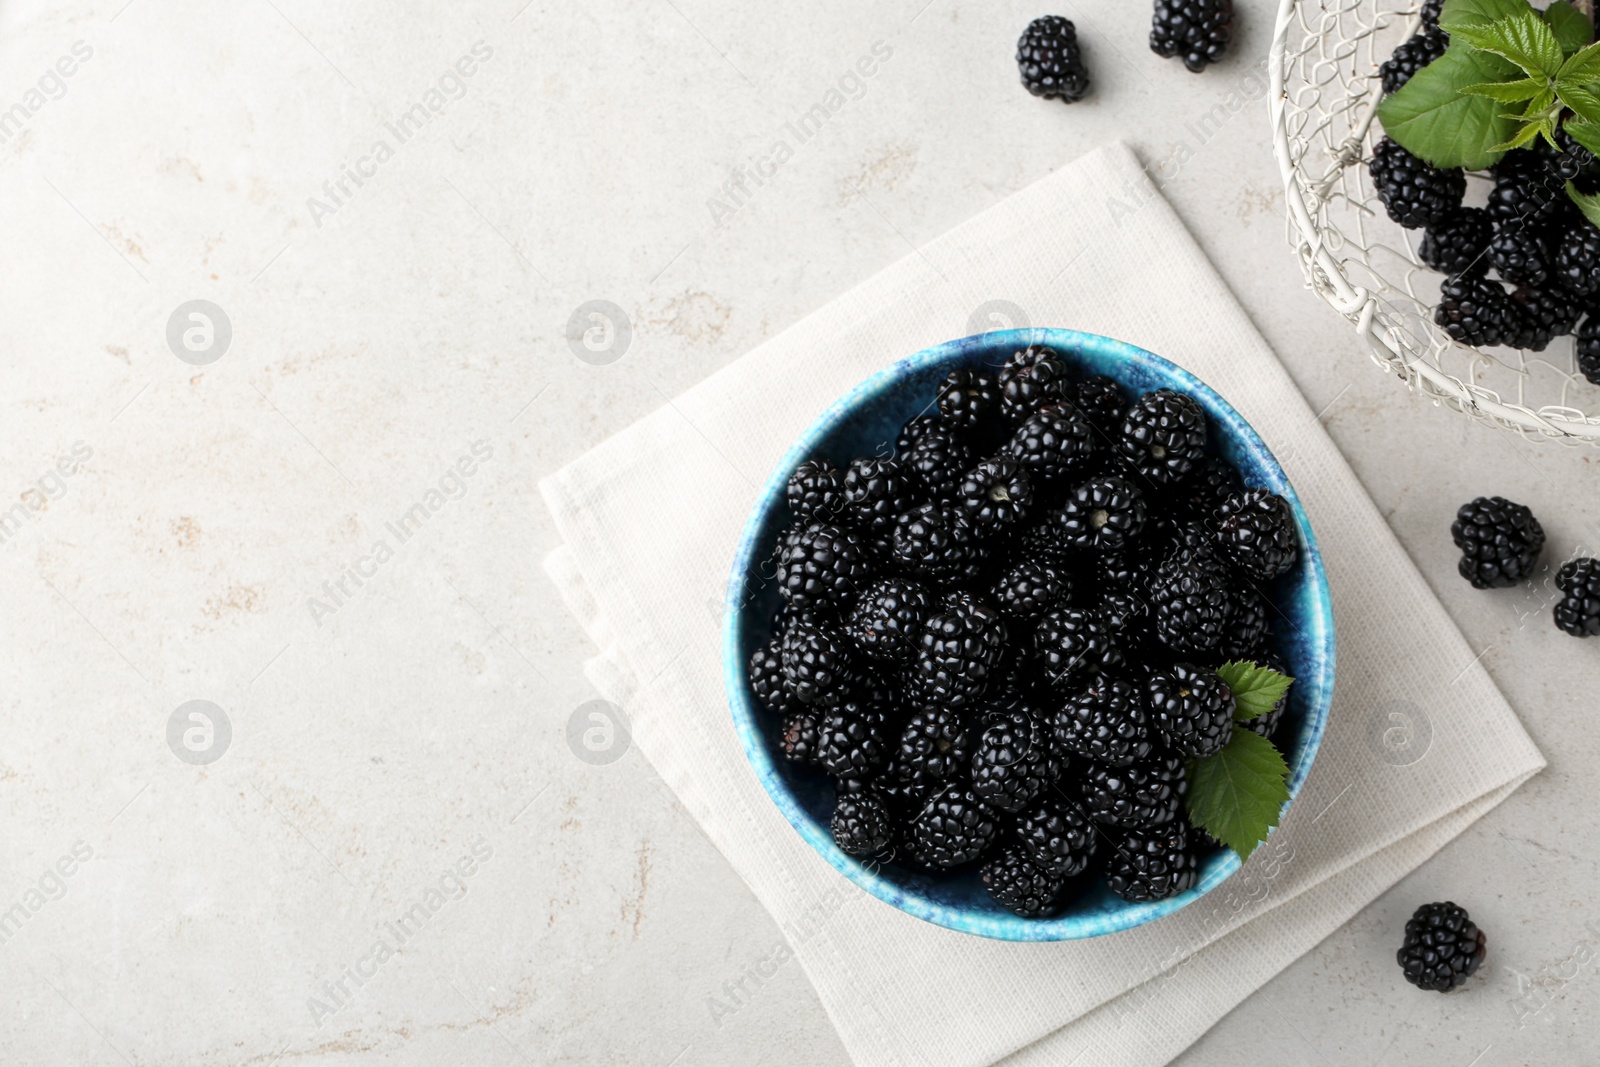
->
(1487, 167), (1565, 232)
(1508, 285), (1583, 352)
(1450, 496), (1545, 589)
(831, 791), (893, 856)
(779, 710), (822, 765)
(1487, 227), (1550, 288)
(1057, 475), (1148, 551)
(1554, 220), (1600, 296)
(1171, 454), (1241, 518)
(1148, 662), (1235, 758)
(845, 577), (932, 663)
(1016, 16), (1091, 103)
(1119, 389), (1208, 485)
(998, 345), (1072, 423)
(1554, 557), (1600, 637)
(842, 457), (916, 541)
(875, 759), (936, 819)
(910, 592), (1008, 707)
(780, 617), (855, 706)
(1435, 272), (1516, 347)
(906, 425), (973, 498)
(1370, 138), (1464, 229)
(1099, 588), (1148, 635)
(1007, 520), (1075, 569)
(1223, 584), (1270, 660)
(895, 414), (939, 456)
(1104, 824), (1198, 903)
(1003, 402), (1095, 481)
(992, 559), (1071, 620)
(786, 459), (846, 523)
(981, 846), (1065, 917)
(1580, 313), (1600, 386)
(817, 698), (891, 778)
(1380, 30), (1446, 94)
(1150, 0), (1234, 73)
(908, 782), (999, 867)
(1420, 0), (1443, 29)
(1053, 676), (1154, 767)
(1397, 901), (1487, 992)
(960, 456), (1034, 531)
(970, 707), (1060, 813)
(896, 706), (972, 779)
(1081, 752), (1186, 829)
(777, 523), (872, 609)
(890, 502), (987, 584)
(1098, 550), (1156, 596)
(1419, 208), (1491, 276)
(1017, 800), (1097, 877)
(1216, 487), (1298, 580)
(1148, 549), (1233, 655)
(936, 368), (1000, 431)
(1034, 606), (1123, 685)
(748, 639), (795, 715)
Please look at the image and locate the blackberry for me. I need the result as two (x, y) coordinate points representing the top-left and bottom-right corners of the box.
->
(779, 710), (822, 765)
(1420, 0), (1443, 29)
(1053, 676), (1154, 767)
(908, 782), (999, 868)
(1017, 800), (1097, 877)
(1034, 606), (1123, 685)
(1016, 16), (1091, 103)
(890, 502), (987, 584)
(1435, 272), (1516, 347)
(1223, 584), (1270, 660)
(780, 616), (855, 706)
(1216, 487), (1298, 580)
(936, 369), (1000, 431)
(1057, 475), (1148, 551)
(905, 425), (973, 498)
(895, 413), (939, 456)
(910, 592), (1008, 707)
(1148, 549), (1233, 655)
(1580, 313), (1600, 386)
(1419, 208), (1491, 276)
(991, 559), (1071, 620)
(1450, 496), (1545, 589)
(786, 459), (846, 523)
(875, 760), (936, 819)
(1069, 375), (1128, 440)
(1486, 164), (1566, 235)
(981, 846), (1065, 917)
(1554, 220), (1600, 296)
(1171, 454), (1241, 518)
(1119, 389), (1208, 485)
(1370, 138), (1464, 229)
(1487, 227), (1551, 288)
(896, 706), (972, 779)
(1003, 402), (1095, 481)
(1099, 588), (1148, 635)
(1007, 520), (1075, 569)
(1081, 752), (1186, 829)
(817, 698), (891, 779)
(1508, 285), (1583, 352)
(845, 576), (932, 663)
(1397, 901), (1487, 993)
(1150, 0), (1234, 73)
(777, 522), (872, 609)
(998, 345), (1072, 423)
(831, 791), (893, 856)
(748, 639), (795, 715)
(959, 456), (1034, 531)
(1554, 557), (1600, 637)
(970, 707), (1060, 813)
(1380, 30), (1447, 94)
(1098, 550), (1156, 596)
(1148, 662), (1235, 758)
(1104, 824), (1198, 903)
(842, 457), (916, 541)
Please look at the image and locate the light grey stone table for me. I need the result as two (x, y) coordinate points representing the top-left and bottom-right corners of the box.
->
(2, 0), (1596, 1064)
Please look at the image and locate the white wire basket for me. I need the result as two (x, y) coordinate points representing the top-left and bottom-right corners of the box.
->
(1270, 0), (1600, 442)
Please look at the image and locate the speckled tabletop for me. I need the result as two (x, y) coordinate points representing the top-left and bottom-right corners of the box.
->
(2, 0), (1596, 1064)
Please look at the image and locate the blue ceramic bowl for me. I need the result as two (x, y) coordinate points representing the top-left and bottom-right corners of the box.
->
(723, 328), (1334, 941)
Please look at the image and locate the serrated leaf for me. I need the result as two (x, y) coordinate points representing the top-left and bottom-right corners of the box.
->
(1490, 119), (1547, 151)
(1460, 76), (1548, 101)
(1451, 10), (1566, 78)
(1557, 39), (1600, 83)
(1216, 660), (1295, 723)
(1185, 730), (1292, 861)
(1569, 181), (1600, 228)
(1440, 0), (1539, 36)
(1565, 117), (1600, 156)
(1560, 83), (1600, 124)
(1546, 2), (1595, 56)
(1378, 43), (1519, 168)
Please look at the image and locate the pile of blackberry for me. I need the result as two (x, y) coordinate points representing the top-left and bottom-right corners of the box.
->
(1448, 495), (1600, 638)
(1371, 16), (1600, 374)
(746, 345), (1302, 918)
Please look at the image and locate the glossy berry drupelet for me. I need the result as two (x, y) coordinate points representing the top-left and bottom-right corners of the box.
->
(1018, 800), (1097, 877)
(1104, 824), (1198, 902)
(896, 706), (972, 779)
(908, 782), (1000, 868)
(1223, 584), (1270, 660)
(1172, 454), (1241, 518)
(936, 368), (1000, 431)
(786, 459), (846, 524)
(845, 576), (932, 664)
(1099, 588), (1148, 635)
(1057, 475), (1148, 551)
(971, 707), (1060, 813)
(1150, 0), (1234, 73)
(1004, 402), (1095, 481)
(1487, 167), (1565, 232)
(896, 414), (939, 456)
(1486, 227), (1550, 288)
(748, 639), (795, 715)
(817, 698), (892, 778)
(960, 456), (1034, 532)
(1119, 389), (1208, 485)
(1579, 313), (1600, 386)
(1554, 220), (1600, 296)
(1397, 901), (1486, 992)
(1435, 272), (1516, 347)
(999, 345), (1072, 423)
(779, 710), (822, 765)
(1080, 752), (1187, 829)
(1148, 662), (1235, 758)
(842, 457), (916, 542)
(1380, 30), (1447, 94)
(831, 791), (893, 856)
(1016, 16), (1091, 103)
(1419, 208), (1491, 276)
(905, 425), (973, 499)
(910, 592), (1008, 707)
(1420, 0), (1443, 29)
(890, 502), (987, 584)
(1053, 676), (1154, 767)
(991, 559), (1071, 620)
(1216, 487), (1299, 580)
(780, 617), (855, 706)
(777, 523), (872, 609)
(1507, 285), (1583, 352)
(874, 759), (935, 819)
(1035, 606), (1124, 685)
(1148, 548), (1233, 655)
(981, 846), (1065, 917)
(1450, 496), (1545, 589)
(1553, 557), (1600, 637)
(1370, 138), (1464, 229)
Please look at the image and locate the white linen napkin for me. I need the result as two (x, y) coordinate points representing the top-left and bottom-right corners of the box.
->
(539, 143), (1544, 1067)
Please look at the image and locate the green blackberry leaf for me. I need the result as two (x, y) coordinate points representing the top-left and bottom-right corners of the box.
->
(1217, 660), (1294, 723)
(1568, 181), (1600, 229)
(1557, 39), (1600, 83)
(1460, 76), (1548, 101)
(1450, 10), (1564, 77)
(1377, 43), (1519, 169)
(1439, 0), (1539, 37)
(1185, 730), (1291, 861)
(1545, 2), (1595, 55)
(1566, 118), (1600, 157)
(1559, 84), (1600, 125)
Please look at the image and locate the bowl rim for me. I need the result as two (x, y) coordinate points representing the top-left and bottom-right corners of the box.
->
(722, 327), (1336, 941)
